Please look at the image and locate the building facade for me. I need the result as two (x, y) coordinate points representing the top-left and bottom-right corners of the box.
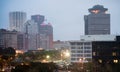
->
(24, 20), (38, 50)
(70, 35), (117, 63)
(9, 11), (26, 32)
(31, 15), (45, 33)
(92, 36), (120, 72)
(84, 5), (110, 35)
(0, 29), (17, 49)
(30, 15), (53, 50)
(0, 29), (25, 50)
(39, 23), (53, 50)
(92, 36), (120, 64)
(69, 40), (92, 63)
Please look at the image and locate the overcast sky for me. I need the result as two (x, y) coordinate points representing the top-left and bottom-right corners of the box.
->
(0, 0), (120, 41)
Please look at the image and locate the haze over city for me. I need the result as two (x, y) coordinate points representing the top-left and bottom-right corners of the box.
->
(0, 0), (120, 40)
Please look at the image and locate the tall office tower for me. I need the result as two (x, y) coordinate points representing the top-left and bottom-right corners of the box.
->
(24, 20), (38, 50)
(9, 11), (26, 32)
(31, 15), (45, 33)
(39, 23), (53, 50)
(84, 5), (110, 35)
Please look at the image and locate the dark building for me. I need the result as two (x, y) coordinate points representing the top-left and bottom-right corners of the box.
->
(92, 37), (120, 64)
(84, 5), (110, 35)
(92, 36), (120, 71)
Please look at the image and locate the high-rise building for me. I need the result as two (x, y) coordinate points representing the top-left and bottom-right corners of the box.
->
(9, 11), (26, 32)
(31, 15), (45, 33)
(23, 20), (53, 50)
(84, 5), (110, 35)
(23, 20), (38, 50)
(30, 15), (53, 50)
(39, 23), (53, 50)
(31, 15), (44, 24)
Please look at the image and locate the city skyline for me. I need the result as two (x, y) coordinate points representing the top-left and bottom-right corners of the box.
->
(0, 0), (120, 40)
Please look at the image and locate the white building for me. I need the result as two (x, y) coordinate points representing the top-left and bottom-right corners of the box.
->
(9, 11), (26, 32)
(70, 40), (92, 63)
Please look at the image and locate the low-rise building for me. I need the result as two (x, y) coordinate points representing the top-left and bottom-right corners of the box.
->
(70, 35), (118, 63)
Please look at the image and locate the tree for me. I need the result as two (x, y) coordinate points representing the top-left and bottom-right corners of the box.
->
(2, 47), (16, 60)
(0, 47), (16, 71)
(17, 50), (61, 62)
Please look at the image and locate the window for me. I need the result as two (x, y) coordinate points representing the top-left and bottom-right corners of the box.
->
(84, 42), (91, 45)
(84, 54), (91, 57)
(113, 59), (118, 63)
(112, 52), (117, 56)
(71, 50), (76, 53)
(71, 42), (75, 45)
(98, 59), (102, 63)
(84, 47), (91, 49)
(77, 50), (83, 53)
(71, 54), (76, 57)
(71, 58), (76, 60)
(77, 47), (81, 49)
(93, 52), (96, 56)
(77, 54), (83, 57)
(71, 47), (76, 49)
(84, 50), (91, 53)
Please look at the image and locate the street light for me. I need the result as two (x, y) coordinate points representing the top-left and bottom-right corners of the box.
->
(64, 50), (70, 57)
(46, 55), (50, 59)
(61, 49), (70, 61)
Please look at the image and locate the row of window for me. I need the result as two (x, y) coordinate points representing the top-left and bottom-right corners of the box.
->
(70, 42), (91, 45)
(71, 47), (91, 49)
(98, 59), (119, 64)
(71, 50), (92, 53)
(71, 54), (92, 57)
(93, 52), (119, 56)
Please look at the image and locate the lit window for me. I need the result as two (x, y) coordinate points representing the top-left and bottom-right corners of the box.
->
(93, 52), (96, 56)
(98, 59), (102, 63)
(91, 10), (100, 14)
(113, 59), (118, 63)
(112, 52), (117, 56)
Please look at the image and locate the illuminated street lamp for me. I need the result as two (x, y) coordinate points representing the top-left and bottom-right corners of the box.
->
(61, 49), (70, 61)
(46, 55), (50, 59)
(64, 50), (70, 57)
